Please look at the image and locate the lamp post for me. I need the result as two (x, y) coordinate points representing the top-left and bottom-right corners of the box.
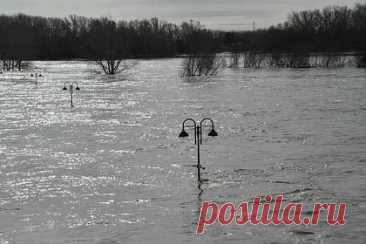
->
(62, 82), (80, 107)
(179, 118), (218, 183)
(30, 73), (41, 84)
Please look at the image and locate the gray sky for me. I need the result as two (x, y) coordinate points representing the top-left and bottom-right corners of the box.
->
(0, 0), (362, 30)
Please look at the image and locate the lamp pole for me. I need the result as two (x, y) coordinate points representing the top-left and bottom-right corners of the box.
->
(196, 124), (201, 182)
(179, 118), (218, 183)
(63, 82), (80, 108)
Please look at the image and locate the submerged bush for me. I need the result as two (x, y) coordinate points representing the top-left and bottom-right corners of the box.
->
(285, 53), (311, 68)
(181, 54), (226, 77)
(318, 53), (346, 68)
(242, 51), (265, 69)
(227, 51), (366, 69)
(262, 52), (311, 68)
(268, 52), (288, 68)
(356, 53), (366, 68)
(229, 52), (240, 68)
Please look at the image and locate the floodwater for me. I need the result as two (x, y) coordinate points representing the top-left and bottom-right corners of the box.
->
(0, 60), (365, 244)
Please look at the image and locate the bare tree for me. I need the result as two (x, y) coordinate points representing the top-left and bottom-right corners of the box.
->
(288, 9), (322, 33)
(179, 21), (225, 77)
(0, 14), (34, 71)
(88, 18), (130, 75)
(96, 59), (122, 75)
(181, 54), (225, 77)
(96, 59), (137, 75)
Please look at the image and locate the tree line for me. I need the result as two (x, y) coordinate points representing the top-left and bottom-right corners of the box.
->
(0, 15), (221, 59)
(223, 3), (366, 70)
(224, 3), (366, 53)
(0, 3), (365, 74)
(0, 14), (223, 73)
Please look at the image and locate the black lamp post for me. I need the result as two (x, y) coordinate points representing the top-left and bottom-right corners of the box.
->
(179, 118), (218, 183)
(62, 82), (80, 107)
(30, 73), (41, 84)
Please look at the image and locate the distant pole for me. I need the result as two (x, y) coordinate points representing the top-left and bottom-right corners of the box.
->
(63, 82), (80, 108)
(70, 84), (74, 107)
(252, 21), (256, 31)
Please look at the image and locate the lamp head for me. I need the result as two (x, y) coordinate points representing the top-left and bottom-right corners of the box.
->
(76, 86), (80, 90)
(179, 129), (189, 138)
(62, 86), (67, 91)
(208, 129), (218, 137)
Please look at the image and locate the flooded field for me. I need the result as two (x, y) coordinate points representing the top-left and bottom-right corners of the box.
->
(0, 60), (365, 244)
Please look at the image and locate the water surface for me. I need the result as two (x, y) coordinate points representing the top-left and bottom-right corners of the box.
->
(0, 60), (365, 244)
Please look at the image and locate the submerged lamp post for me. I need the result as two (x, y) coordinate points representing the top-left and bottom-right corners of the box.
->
(30, 73), (42, 84)
(179, 118), (218, 183)
(62, 82), (80, 107)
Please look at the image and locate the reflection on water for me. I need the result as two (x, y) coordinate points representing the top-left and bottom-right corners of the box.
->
(0, 60), (366, 243)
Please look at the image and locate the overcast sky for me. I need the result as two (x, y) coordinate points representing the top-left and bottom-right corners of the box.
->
(0, 0), (362, 30)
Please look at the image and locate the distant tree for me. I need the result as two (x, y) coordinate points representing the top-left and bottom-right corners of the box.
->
(352, 4), (366, 30)
(351, 4), (366, 51)
(0, 3), (365, 66)
(0, 14), (34, 71)
(288, 9), (322, 33)
(179, 21), (225, 77)
(87, 18), (130, 75)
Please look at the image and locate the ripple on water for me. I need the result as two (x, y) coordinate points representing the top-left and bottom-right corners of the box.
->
(0, 62), (365, 243)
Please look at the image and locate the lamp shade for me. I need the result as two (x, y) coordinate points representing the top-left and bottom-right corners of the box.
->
(208, 129), (218, 137)
(179, 129), (189, 138)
